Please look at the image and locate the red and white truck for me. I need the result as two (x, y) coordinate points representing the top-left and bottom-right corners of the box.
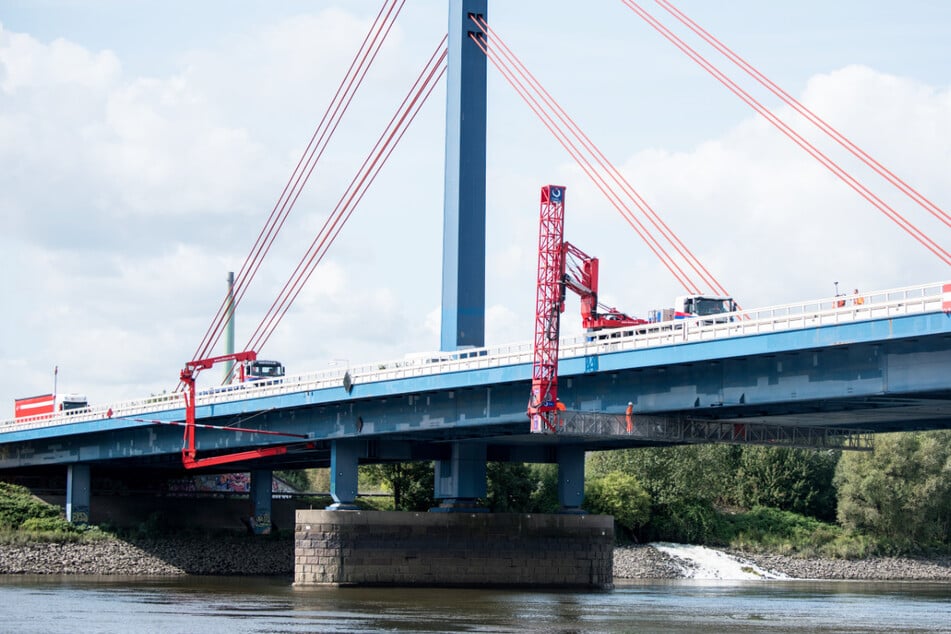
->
(14, 393), (88, 420)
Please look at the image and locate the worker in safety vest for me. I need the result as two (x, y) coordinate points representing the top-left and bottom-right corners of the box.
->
(853, 289), (865, 305)
(625, 402), (634, 433)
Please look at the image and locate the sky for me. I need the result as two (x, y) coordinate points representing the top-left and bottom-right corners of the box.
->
(1, 0), (949, 413)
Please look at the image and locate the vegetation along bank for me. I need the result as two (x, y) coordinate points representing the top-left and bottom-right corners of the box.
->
(0, 430), (948, 578)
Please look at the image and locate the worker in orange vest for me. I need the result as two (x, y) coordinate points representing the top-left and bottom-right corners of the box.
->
(625, 402), (634, 433)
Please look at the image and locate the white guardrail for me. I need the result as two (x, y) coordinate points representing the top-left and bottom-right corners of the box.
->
(3, 280), (948, 434)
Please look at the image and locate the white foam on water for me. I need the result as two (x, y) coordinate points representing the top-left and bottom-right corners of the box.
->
(651, 542), (791, 580)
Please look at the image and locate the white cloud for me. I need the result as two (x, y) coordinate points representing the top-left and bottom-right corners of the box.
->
(1, 4), (949, 416)
(0, 25), (120, 94)
(601, 65), (951, 311)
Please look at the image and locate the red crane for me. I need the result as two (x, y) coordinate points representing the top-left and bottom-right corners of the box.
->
(528, 185), (647, 433)
(562, 242), (649, 331)
(528, 185), (566, 433)
(179, 351), (304, 469)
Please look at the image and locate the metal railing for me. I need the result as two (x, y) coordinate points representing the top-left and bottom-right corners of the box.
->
(559, 411), (874, 451)
(2, 280), (947, 434)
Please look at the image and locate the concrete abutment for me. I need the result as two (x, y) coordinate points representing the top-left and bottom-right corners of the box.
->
(294, 510), (614, 589)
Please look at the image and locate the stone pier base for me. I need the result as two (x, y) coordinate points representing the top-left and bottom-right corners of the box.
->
(295, 510), (614, 589)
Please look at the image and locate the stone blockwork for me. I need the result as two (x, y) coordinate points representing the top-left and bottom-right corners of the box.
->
(295, 510), (614, 589)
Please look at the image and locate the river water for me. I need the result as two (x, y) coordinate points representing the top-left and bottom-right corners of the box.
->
(0, 574), (948, 633)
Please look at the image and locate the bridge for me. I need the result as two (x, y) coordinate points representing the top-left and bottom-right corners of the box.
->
(2, 280), (949, 519)
(3, 1), (950, 535)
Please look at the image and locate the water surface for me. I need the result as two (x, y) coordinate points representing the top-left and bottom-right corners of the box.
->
(1, 575), (949, 633)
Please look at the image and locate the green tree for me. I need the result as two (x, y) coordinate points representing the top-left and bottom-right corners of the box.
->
(584, 471), (651, 538)
(589, 444), (738, 507)
(362, 462), (435, 511)
(734, 447), (839, 520)
(588, 445), (740, 543)
(486, 462), (535, 512)
(834, 431), (951, 551)
(528, 464), (560, 513)
(275, 470), (310, 492)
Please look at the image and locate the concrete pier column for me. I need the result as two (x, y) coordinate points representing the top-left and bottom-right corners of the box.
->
(328, 438), (361, 510)
(432, 442), (486, 511)
(66, 463), (90, 525)
(557, 445), (586, 513)
(248, 469), (273, 535)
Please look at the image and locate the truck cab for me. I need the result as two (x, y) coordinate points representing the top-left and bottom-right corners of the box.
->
(674, 294), (737, 324)
(58, 393), (89, 412)
(241, 360), (285, 382)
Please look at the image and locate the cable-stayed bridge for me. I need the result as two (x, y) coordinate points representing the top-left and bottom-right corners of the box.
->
(3, 1), (950, 530)
(2, 280), (949, 513)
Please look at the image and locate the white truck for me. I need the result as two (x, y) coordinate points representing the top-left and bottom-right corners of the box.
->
(651, 294), (737, 325)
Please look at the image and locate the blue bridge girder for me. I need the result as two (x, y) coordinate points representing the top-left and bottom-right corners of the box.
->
(2, 283), (950, 474)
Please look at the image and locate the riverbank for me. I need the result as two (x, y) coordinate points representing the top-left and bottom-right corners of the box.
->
(614, 544), (951, 581)
(0, 536), (948, 580)
(0, 536), (293, 576)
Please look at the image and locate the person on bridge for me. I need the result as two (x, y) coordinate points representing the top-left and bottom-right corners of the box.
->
(625, 402), (634, 433)
(853, 289), (865, 305)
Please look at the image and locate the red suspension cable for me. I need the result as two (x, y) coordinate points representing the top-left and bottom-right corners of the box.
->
(244, 39), (449, 353)
(654, 0), (951, 231)
(187, 0), (406, 372)
(222, 0), (407, 352)
(468, 21), (709, 296)
(621, 0), (951, 266)
(471, 16), (730, 299)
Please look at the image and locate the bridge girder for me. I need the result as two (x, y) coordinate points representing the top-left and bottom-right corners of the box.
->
(2, 314), (950, 472)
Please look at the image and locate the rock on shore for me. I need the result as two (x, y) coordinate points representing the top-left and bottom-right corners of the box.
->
(614, 544), (951, 581)
(0, 537), (293, 576)
(1, 537), (948, 580)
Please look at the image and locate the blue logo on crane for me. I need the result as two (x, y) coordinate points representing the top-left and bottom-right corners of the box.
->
(549, 186), (564, 202)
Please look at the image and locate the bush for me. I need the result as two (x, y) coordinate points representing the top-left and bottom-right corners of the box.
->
(719, 506), (850, 556)
(19, 516), (73, 533)
(0, 482), (62, 529)
(584, 471), (651, 538)
(646, 499), (721, 544)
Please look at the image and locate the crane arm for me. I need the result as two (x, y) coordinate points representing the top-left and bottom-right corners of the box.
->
(563, 242), (648, 331)
(529, 186), (647, 434)
(177, 350), (304, 469)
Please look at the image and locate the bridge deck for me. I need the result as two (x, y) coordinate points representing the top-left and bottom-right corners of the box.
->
(0, 281), (948, 471)
(4, 281), (948, 431)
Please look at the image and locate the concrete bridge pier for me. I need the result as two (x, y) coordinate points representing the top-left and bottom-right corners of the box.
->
(248, 469), (273, 534)
(557, 445), (586, 513)
(66, 463), (90, 525)
(294, 510), (614, 588)
(328, 438), (361, 510)
(432, 442), (487, 511)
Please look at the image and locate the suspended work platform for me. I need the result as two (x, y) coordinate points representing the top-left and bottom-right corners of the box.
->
(556, 411), (874, 451)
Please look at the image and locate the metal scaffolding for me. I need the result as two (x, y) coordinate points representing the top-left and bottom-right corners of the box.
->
(557, 411), (873, 451)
